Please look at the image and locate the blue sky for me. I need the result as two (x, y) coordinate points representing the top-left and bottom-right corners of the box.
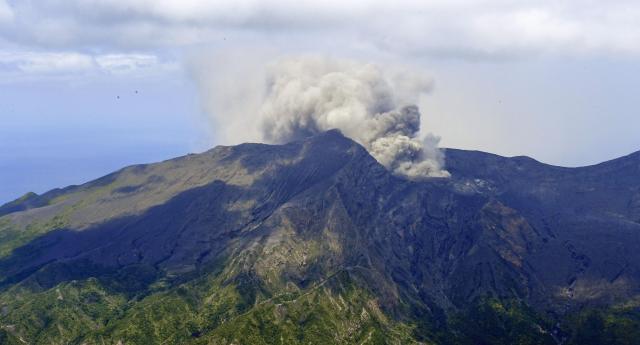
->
(1, 1), (639, 203)
(0, 75), (201, 201)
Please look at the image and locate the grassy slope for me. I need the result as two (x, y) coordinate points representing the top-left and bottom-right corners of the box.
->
(0, 268), (423, 345)
(0, 212), (70, 260)
(0, 228), (637, 342)
(2, 264), (637, 345)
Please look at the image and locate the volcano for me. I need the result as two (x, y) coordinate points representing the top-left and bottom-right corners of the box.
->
(0, 129), (639, 344)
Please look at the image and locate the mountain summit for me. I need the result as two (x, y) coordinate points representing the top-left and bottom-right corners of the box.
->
(1, 130), (639, 344)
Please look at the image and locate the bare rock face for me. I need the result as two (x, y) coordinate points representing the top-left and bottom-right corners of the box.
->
(0, 129), (639, 343)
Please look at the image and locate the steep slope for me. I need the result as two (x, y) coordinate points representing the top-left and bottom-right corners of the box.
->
(0, 130), (639, 344)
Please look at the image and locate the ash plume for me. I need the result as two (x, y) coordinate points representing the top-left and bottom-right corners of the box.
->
(190, 55), (450, 179)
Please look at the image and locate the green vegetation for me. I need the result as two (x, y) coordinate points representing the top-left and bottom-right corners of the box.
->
(0, 266), (422, 344)
(1, 264), (637, 345)
(565, 305), (640, 345)
(0, 278), (127, 344)
(447, 298), (556, 345)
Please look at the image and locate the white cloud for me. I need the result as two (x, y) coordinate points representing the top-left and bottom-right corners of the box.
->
(95, 54), (158, 73)
(0, 52), (94, 73)
(0, 51), (172, 80)
(0, 1), (639, 59)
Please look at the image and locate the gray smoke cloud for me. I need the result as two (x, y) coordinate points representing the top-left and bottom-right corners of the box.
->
(190, 55), (450, 179)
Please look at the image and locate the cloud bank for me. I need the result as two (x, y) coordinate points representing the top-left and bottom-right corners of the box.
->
(191, 55), (449, 179)
(2, 1), (640, 82)
(2, 1), (640, 59)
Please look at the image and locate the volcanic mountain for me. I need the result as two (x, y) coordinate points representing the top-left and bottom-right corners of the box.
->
(0, 129), (639, 344)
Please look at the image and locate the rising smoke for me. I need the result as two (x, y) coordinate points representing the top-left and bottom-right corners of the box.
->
(190, 55), (449, 179)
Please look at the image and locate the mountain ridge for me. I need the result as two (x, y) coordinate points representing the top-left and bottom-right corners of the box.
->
(5, 133), (640, 216)
(0, 129), (639, 344)
(5, 136), (639, 218)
